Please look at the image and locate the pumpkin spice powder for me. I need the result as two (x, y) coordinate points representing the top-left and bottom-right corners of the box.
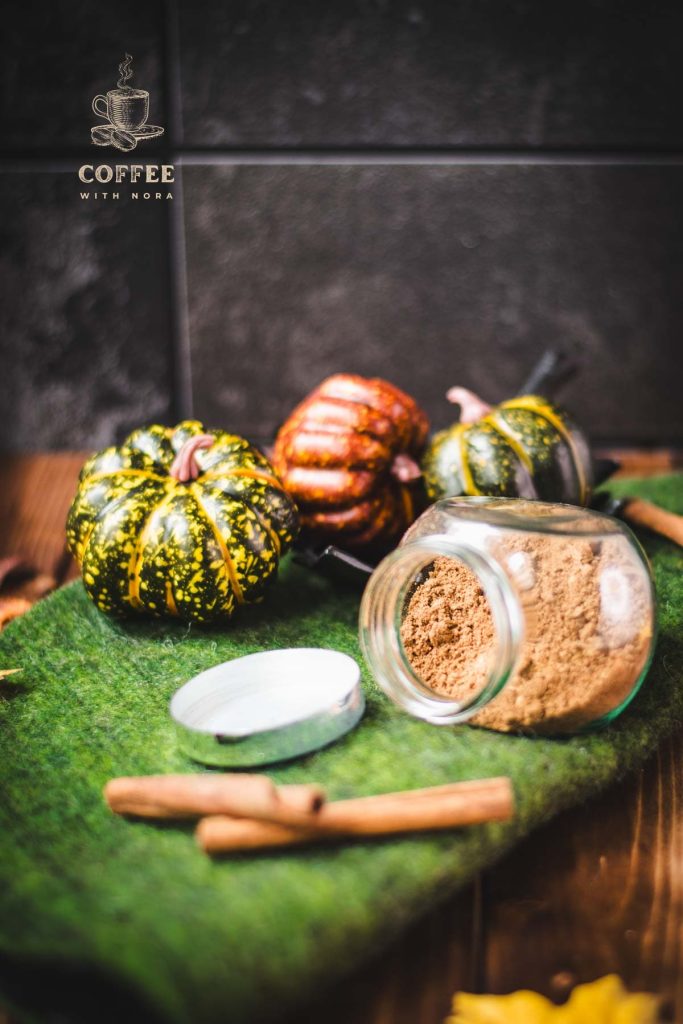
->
(400, 534), (653, 734)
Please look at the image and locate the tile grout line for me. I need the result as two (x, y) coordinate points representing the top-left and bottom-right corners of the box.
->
(174, 150), (683, 167)
(164, 0), (184, 147)
(163, 0), (193, 420)
(3, 151), (683, 172)
(163, 0), (196, 419)
(167, 167), (194, 419)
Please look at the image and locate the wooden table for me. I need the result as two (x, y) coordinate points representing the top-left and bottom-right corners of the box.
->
(1, 451), (682, 1024)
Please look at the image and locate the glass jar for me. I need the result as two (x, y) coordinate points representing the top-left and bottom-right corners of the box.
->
(359, 498), (656, 735)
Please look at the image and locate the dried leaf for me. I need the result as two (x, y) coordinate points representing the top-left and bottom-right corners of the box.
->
(0, 597), (33, 629)
(447, 975), (661, 1024)
(0, 555), (52, 604)
(27, 573), (57, 599)
(0, 669), (21, 681)
(0, 556), (27, 589)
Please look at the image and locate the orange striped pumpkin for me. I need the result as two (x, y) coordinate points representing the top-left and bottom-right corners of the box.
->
(273, 374), (429, 549)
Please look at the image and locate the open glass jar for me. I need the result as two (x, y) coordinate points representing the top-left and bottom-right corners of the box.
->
(359, 498), (656, 735)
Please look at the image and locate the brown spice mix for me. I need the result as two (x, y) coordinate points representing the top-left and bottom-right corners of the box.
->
(400, 535), (652, 734)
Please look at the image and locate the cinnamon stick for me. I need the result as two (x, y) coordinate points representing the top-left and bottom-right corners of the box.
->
(104, 774), (325, 823)
(196, 777), (514, 853)
(622, 497), (683, 548)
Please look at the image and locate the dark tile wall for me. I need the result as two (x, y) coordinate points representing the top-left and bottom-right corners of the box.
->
(184, 163), (682, 443)
(177, 1), (683, 148)
(0, 171), (174, 450)
(2, 0), (682, 451)
(3, 1), (166, 153)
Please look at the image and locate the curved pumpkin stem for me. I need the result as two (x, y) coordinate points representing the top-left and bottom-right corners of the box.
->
(446, 386), (493, 424)
(390, 453), (422, 484)
(169, 434), (215, 482)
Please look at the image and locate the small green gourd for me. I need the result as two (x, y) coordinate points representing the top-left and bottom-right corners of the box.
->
(421, 388), (593, 504)
(66, 420), (298, 623)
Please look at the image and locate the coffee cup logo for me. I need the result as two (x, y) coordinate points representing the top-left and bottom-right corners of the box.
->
(91, 54), (164, 152)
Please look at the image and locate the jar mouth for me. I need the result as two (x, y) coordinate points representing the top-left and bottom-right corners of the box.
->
(432, 496), (625, 536)
(359, 535), (525, 725)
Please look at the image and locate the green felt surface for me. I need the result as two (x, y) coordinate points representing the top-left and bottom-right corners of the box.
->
(1, 476), (682, 1024)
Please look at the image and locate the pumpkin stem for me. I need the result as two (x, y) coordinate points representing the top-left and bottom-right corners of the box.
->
(169, 434), (215, 482)
(390, 453), (422, 484)
(446, 386), (492, 424)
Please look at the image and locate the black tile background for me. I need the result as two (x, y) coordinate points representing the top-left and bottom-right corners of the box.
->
(1, 0), (682, 451)
(2, 1), (166, 153)
(184, 163), (682, 443)
(177, 0), (683, 149)
(0, 171), (174, 450)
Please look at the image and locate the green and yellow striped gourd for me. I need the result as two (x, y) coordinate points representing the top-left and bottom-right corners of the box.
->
(422, 391), (593, 505)
(66, 420), (299, 623)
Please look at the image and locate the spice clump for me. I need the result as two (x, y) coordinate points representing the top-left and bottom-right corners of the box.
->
(400, 534), (653, 735)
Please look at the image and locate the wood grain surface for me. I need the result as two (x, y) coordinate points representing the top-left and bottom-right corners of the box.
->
(0, 453), (86, 598)
(300, 886), (481, 1024)
(481, 736), (682, 1019)
(0, 451), (681, 1023)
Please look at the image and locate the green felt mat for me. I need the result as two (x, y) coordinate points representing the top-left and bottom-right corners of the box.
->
(1, 476), (683, 1024)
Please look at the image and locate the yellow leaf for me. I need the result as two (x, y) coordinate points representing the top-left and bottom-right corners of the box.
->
(558, 975), (660, 1022)
(613, 995), (661, 1024)
(0, 668), (21, 681)
(447, 976), (660, 1024)
(448, 990), (555, 1024)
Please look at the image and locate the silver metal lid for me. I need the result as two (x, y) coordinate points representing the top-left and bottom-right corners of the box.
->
(169, 648), (364, 767)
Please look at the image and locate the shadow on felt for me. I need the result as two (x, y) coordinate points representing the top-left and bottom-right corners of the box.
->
(105, 557), (360, 643)
(0, 951), (165, 1024)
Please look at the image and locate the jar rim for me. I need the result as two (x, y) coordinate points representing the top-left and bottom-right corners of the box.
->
(432, 496), (627, 537)
(359, 534), (525, 725)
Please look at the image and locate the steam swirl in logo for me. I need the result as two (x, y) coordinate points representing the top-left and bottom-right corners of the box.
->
(117, 53), (134, 90)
